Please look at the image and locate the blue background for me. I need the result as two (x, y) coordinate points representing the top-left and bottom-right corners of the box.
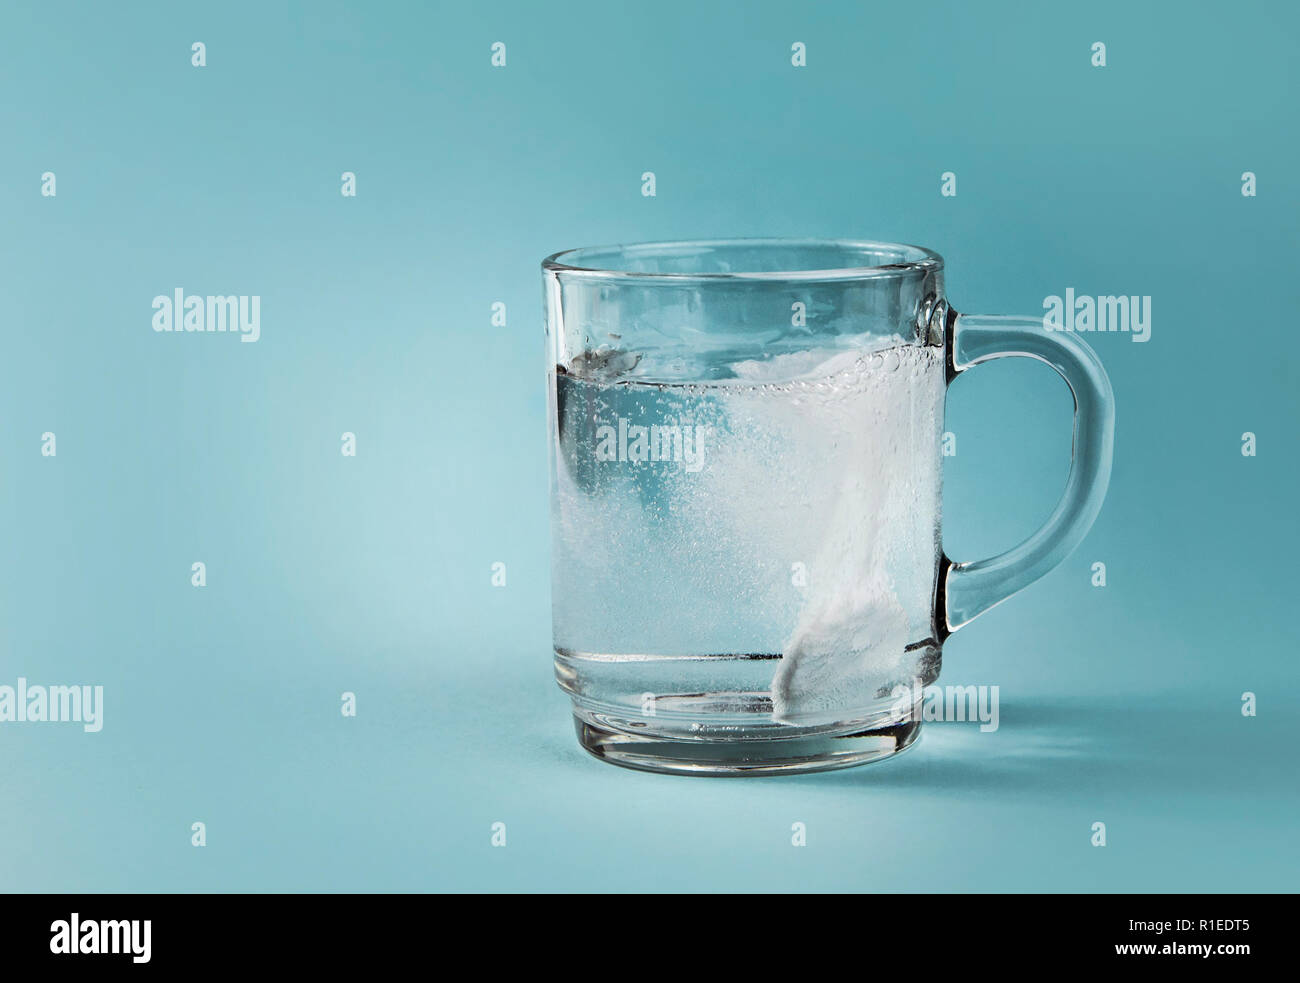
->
(2, 0), (1295, 891)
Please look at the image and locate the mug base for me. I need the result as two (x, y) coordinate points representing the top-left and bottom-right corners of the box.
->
(571, 703), (921, 776)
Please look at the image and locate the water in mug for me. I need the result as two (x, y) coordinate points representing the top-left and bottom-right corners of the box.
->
(550, 334), (944, 727)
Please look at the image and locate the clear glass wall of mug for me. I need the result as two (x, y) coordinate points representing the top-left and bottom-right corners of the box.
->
(544, 239), (1113, 775)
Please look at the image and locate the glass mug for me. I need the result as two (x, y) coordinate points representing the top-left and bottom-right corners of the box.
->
(543, 239), (1113, 775)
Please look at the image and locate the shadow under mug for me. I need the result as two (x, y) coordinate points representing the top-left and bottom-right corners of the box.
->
(543, 239), (1114, 775)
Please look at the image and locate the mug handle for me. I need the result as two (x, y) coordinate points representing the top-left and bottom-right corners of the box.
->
(940, 310), (1115, 633)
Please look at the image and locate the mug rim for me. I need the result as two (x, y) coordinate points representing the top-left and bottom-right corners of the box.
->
(542, 237), (944, 282)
